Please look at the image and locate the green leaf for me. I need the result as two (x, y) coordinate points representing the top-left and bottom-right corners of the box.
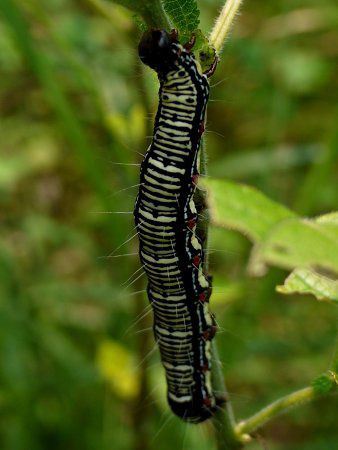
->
(197, 29), (217, 71)
(163, 0), (200, 33)
(202, 178), (294, 242)
(277, 268), (338, 304)
(316, 211), (338, 225)
(259, 217), (338, 275)
(203, 178), (338, 277)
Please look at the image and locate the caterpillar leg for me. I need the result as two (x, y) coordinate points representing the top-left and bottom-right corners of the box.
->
(203, 56), (219, 78)
(169, 28), (179, 42)
(183, 34), (196, 52)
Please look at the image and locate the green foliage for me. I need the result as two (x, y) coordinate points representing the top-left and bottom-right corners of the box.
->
(0, 0), (337, 449)
(203, 178), (294, 242)
(277, 268), (338, 304)
(334, 361), (338, 375)
(110, 0), (133, 8)
(258, 217), (338, 275)
(163, 0), (200, 33)
(197, 30), (217, 71)
(204, 177), (338, 302)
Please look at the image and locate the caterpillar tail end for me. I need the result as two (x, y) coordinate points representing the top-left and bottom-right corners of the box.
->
(168, 395), (223, 424)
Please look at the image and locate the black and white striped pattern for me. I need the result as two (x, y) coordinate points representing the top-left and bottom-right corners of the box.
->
(134, 31), (221, 423)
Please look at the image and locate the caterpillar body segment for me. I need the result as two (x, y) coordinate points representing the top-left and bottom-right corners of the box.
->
(134, 29), (223, 423)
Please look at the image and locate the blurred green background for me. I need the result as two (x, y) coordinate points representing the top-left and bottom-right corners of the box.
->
(0, 0), (337, 449)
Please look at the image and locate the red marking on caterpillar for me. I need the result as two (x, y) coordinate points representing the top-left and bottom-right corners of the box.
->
(193, 255), (201, 267)
(199, 363), (211, 373)
(192, 174), (199, 185)
(203, 397), (213, 408)
(135, 29), (220, 424)
(198, 122), (205, 135)
(199, 292), (207, 302)
(187, 218), (196, 230)
(203, 325), (218, 341)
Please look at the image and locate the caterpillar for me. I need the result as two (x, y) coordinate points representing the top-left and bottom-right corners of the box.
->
(134, 29), (223, 423)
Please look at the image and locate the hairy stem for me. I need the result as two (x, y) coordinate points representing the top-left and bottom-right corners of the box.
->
(235, 380), (337, 440)
(211, 342), (243, 450)
(234, 332), (338, 442)
(198, 141), (242, 450)
(138, 2), (171, 29)
(209, 0), (244, 53)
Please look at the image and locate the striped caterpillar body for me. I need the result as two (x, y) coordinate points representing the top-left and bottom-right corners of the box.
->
(134, 30), (223, 423)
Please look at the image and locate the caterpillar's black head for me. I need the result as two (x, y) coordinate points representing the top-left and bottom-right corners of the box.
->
(138, 29), (179, 73)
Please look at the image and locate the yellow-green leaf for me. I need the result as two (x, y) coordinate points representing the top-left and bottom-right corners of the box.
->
(277, 268), (338, 304)
(203, 178), (338, 276)
(316, 212), (338, 225)
(260, 218), (338, 275)
(203, 178), (294, 242)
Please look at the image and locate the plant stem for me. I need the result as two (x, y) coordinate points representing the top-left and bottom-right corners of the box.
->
(111, 0), (171, 29)
(236, 387), (318, 438)
(199, 141), (242, 450)
(235, 341), (338, 441)
(209, 0), (244, 53)
(138, 1), (171, 29)
(211, 342), (243, 450)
